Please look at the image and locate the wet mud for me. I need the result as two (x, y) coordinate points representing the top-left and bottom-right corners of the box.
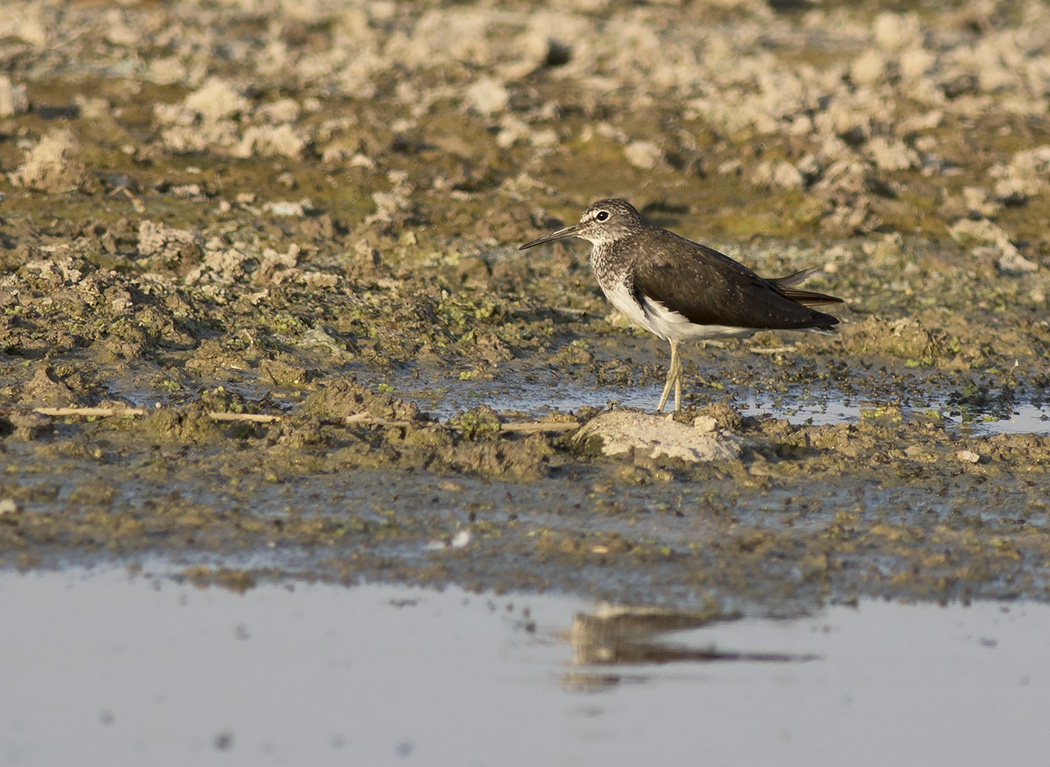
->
(2, 0), (1050, 613)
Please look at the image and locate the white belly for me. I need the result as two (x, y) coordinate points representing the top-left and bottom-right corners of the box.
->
(601, 281), (755, 342)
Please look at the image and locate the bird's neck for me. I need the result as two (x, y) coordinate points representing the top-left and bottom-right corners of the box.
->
(589, 240), (632, 290)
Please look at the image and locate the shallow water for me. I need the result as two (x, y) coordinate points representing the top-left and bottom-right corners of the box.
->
(741, 397), (1050, 435)
(400, 373), (660, 419)
(2, 567), (1048, 767)
(398, 372), (1050, 436)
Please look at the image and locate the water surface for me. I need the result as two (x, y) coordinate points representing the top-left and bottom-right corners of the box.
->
(2, 568), (1047, 766)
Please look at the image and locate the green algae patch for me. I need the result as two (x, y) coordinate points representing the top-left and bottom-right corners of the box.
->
(447, 406), (502, 441)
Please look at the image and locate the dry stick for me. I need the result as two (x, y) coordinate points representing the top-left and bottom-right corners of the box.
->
(31, 406), (277, 423)
(32, 406), (147, 418)
(340, 412), (409, 428)
(210, 412), (281, 423)
(25, 407), (579, 433)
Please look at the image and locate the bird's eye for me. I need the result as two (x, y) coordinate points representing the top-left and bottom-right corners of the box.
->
(595, 210), (609, 222)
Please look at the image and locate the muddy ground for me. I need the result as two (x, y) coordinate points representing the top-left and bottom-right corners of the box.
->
(2, 0), (1050, 613)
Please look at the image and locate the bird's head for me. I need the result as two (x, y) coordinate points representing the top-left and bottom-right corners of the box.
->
(519, 199), (644, 249)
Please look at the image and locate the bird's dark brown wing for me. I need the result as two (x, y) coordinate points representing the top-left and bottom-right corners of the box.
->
(629, 230), (840, 330)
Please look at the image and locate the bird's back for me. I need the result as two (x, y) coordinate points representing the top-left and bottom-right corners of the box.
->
(618, 226), (839, 332)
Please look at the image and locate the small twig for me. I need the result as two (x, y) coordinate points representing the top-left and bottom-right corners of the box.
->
(30, 406), (279, 423)
(210, 412), (281, 424)
(341, 413), (414, 428)
(32, 406), (147, 418)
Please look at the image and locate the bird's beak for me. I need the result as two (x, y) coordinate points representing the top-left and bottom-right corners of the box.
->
(519, 223), (580, 250)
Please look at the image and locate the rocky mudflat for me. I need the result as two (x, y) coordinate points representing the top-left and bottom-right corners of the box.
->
(1, 0), (1050, 610)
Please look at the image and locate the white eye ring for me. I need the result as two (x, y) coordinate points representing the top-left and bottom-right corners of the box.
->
(595, 210), (609, 222)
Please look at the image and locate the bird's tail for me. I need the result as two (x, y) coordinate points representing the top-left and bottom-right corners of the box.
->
(771, 268), (843, 306)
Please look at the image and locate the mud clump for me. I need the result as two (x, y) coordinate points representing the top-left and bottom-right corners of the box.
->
(302, 380), (421, 422)
(266, 413), (331, 449)
(144, 405), (222, 445)
(447, 434), (554, 481)
(258, 355), (314, 388)
(22, 365), (83, 407)
(852, 317), (946, 367)
(136, 220), (203, 275)
(4, 411), (53, 441)
(12, 129), (91, 193)
(694, 402), (745, 432)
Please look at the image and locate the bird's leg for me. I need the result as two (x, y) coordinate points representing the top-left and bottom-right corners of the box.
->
(656, 339), (680, 413)
(673, 347), (683, 412)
